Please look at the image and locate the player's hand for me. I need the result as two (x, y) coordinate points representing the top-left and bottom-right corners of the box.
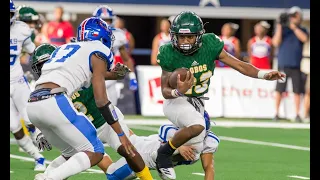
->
(119, 135), (136, 157)
(111, 62), (131, 79)
(36, 132), (52, 151)
(263, 71), (286, 81)
(177, 71), (195, 94)
(178, 145), (196, 161)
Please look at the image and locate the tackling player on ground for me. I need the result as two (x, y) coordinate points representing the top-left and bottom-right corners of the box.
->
(10, 0), (46, 171)
(31, 42), (153, 179)
(93, 5), (138, 105)
(106, 111), (218, 180)
(156, 11), (286, 179)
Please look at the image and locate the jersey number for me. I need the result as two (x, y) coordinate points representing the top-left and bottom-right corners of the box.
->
(185, 71), (212, 95)
(46, 44), (81, 63)
(10, 45), (17, 66)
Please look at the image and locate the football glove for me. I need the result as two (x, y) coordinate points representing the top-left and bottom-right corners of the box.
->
(36, 132), (52, 151)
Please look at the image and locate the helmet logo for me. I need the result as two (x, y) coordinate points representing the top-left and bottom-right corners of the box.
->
(102, 8), (108, 16)
(179, 29), (191, 33)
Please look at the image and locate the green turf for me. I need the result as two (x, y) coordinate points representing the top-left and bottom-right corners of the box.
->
(10, 126), (310, 180)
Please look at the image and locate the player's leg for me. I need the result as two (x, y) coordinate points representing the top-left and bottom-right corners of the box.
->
(156, 97), (206, 179)
(12, 77), (40, 143)
(27, 93), (104, 180)
(106, 80), (119, 106)
(291, 68), (303, 122)
(106, 157), (137, 180)
(97, 106), (153, 180)
(274, 68), (288, 121)
(97, 154), (113, 173)
(303, 73), (310, 120)
(10, 97), (46, 171)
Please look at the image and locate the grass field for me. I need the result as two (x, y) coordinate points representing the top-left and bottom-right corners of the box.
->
(10, 118), (310, 180)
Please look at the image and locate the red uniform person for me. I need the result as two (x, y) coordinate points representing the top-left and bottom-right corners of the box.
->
(247, 21), (273, 69)
(47, 6), (74, 46)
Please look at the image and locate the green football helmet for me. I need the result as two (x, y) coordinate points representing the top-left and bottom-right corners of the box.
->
(170, 11), (205, 55)
(31, 43), (57, 77)
(16, 5), (42, 30)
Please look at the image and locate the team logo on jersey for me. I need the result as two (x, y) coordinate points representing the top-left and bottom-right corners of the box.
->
(191, 60), (199, 66)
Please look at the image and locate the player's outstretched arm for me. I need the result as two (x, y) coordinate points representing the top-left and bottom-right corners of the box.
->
(218, 50), (285, 81)
(200, 153), (215, 180)
(91, 54), (124, 135)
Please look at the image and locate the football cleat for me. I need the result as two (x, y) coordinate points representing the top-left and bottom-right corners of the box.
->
(34, 157), (46, 171)
(156, 166), (176, 180)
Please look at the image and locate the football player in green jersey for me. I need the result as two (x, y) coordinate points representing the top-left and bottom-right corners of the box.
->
(31, 43), (154, 180)
(156, 11), (286, 179)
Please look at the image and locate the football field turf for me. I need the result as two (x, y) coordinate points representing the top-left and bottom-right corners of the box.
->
(10, 119), (310, 180)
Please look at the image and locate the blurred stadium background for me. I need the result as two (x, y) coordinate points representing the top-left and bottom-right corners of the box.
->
(11, 0), (310, 180)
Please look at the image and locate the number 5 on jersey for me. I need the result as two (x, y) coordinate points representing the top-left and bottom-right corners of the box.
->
(10, 45), (17, 66)
(46, 44), (81, 63)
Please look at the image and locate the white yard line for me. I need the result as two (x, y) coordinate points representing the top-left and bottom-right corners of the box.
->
(128, 125), (310, 151)
(125, 119), (310, 129)
(10, 154), (104, 174)
(287, 175), (310, 179)
(192, 172), (205, 176)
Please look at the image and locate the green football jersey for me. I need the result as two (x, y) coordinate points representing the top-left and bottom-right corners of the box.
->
(71, 85), (106, 129)
(157, 33), (224, 97)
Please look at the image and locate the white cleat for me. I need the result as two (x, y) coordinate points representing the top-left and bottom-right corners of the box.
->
(157, 167), (176, 180)
(34, 173), (54, 180)
(34, 157), (46, 171)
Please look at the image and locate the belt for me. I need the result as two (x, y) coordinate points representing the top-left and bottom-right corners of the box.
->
(28, 87), (67, 102)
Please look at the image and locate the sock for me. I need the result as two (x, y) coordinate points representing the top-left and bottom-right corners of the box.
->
(44, 155), (67, 175)
(158, 140), (176, 156)
(46, 152), (91, 180)
(16, 135), (43, 160)
(135, 166), (153, 180)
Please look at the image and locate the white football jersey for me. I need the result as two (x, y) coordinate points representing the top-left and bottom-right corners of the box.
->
(129, 125), (220, 170)
(112, 28), (128, 58)
(10, 21), (36, 83)
(36, 41), (113, 96)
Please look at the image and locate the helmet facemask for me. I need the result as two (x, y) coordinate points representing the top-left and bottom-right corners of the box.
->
(32, 55), (50, 77)
(170, 29), (205, 55)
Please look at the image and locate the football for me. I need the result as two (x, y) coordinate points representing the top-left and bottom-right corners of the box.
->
(169, 68), (190, 89)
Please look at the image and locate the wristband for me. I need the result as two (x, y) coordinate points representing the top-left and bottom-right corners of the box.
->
(257, 70), (270, 79)
(129, 72), (136, 79)
(117, 132), (125, 137)
(171, 89), (183, 98)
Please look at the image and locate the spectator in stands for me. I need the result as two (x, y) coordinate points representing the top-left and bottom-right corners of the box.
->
(272, 6), (309, 122)
(47, 6), (74, 46)
(303, 73), (310, 122)
(247, 21), (273, 69)
(115, 17), (135, 55)
(35, 14), (49, 45)
(216, 22), (241, 67)
(150, 18), (171, 65)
